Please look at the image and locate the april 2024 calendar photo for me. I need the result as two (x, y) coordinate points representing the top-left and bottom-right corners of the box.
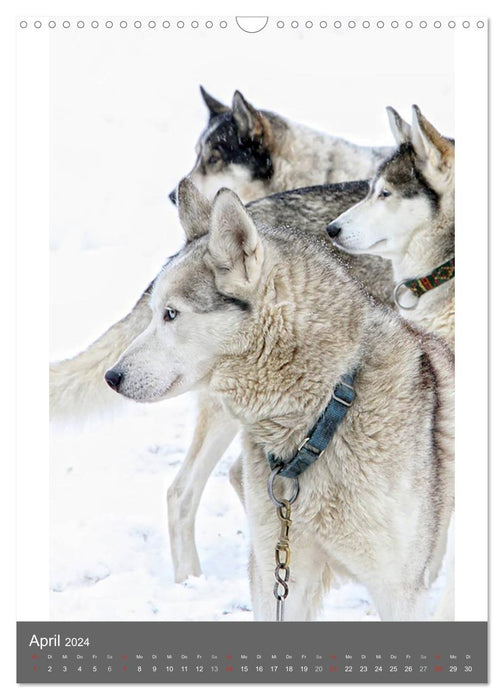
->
(16, 14), (488, 684)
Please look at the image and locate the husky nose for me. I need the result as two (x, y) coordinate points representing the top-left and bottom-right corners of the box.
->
(168, 188), (177, 206)
(326, 221), (342, 239)
(104, 369), (123, 392)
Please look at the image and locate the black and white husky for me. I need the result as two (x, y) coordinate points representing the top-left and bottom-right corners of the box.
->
(169, 87), (393, 204)
(327, 106), (454, 346)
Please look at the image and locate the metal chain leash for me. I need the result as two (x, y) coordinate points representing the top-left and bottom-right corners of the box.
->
(268, 465), (299, 622)
(273, 499), (292, 621)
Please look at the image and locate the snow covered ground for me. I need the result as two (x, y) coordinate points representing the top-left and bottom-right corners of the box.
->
(50, 399), (383, 622)
(49, 23), (453, 621)
(50, 392), (448, 622)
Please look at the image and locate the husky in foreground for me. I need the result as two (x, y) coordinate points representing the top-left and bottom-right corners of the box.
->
(51, 88), (395, 584)
(104, 180), (454, 621)
(50, 180), (394, 582)
(327, 106), (454, 345)
(169, 87), (393, 205)
(50, 180), (391, 420)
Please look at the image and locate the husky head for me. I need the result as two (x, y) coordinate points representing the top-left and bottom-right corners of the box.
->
(326, 106), (454, 259)
(168, 87), (280, 205)
(105, 179), (265, 402)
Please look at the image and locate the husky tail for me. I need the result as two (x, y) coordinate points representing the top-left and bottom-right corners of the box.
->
(50, 286), (153, 422)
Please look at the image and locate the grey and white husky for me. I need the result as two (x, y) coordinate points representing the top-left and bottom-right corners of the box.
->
(50, 180), (394, 582)
(52, 89), (396, 584)
(50, 180), (392, 418)
(105, 181), (454, 621)
(327, 106), (454, 345)
(168, 87), (393, 205)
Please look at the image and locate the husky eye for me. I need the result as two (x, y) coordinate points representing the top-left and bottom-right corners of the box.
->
(207, 152), (221, 165)
(163, 307), (179, 322)
(379, 189), (392, 199)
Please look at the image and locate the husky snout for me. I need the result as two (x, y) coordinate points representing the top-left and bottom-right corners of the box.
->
(326, 220), (342, 239)
(104, 368), (123, 392)
(326, 204), (383, 253)
(327, 213), (353, 247)
(168, 188), (178, 205)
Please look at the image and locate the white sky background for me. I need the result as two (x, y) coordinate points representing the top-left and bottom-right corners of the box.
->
(49, 22), (454, 358)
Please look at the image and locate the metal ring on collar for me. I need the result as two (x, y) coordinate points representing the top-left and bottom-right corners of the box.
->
(393, 279), (419, 310)
(268, 465), (300, 507)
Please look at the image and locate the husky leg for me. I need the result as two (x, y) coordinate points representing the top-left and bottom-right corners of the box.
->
(433, 568), (454, 621)
(433, 513), (455, 621)
(248, 549), (261, 616)
(228, 456), (244, 507)
(167, 392), (239, 582)
(252, 550), (328, 622)
(244, 470), (327, 620)
(367, 579), (430, 621)
(249, 520), (328, 621)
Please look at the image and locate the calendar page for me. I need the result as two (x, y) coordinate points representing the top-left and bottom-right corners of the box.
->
(16, 13), (488, 684)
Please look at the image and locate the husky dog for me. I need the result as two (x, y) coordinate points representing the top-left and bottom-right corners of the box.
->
(50, 181), (394, 583)
(105, 181), (454, 621)
(245, 182), (395, 306)
(161, 92), (394, 581)
(168, 87), (393, 205)
(327, 106), (454, 345)
(50, 180), (391, 419)
(52, 89), (396, 584)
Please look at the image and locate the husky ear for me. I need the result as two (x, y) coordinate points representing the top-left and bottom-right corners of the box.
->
(177, 178), (212, 242)
(208, 188), (264, 292)
(411, 105), (454, 188)
(199, 85), (230, 118)
(386, 106), (411, 145)
(232, 91), (265, 140)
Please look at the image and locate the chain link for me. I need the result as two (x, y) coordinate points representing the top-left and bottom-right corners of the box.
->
(268, 466), (299, 621)
(273, 499), (292, 622)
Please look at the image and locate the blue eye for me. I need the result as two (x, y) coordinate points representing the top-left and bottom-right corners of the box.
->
(379, 189), (392, 198)
(163, 307), (179, 322)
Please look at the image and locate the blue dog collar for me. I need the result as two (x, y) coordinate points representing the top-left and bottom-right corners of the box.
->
(267, 372), (356, 479)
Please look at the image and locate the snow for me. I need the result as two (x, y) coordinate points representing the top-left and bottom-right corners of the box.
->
(50, 397), (448, 621)
(49, 25), (452, 621)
